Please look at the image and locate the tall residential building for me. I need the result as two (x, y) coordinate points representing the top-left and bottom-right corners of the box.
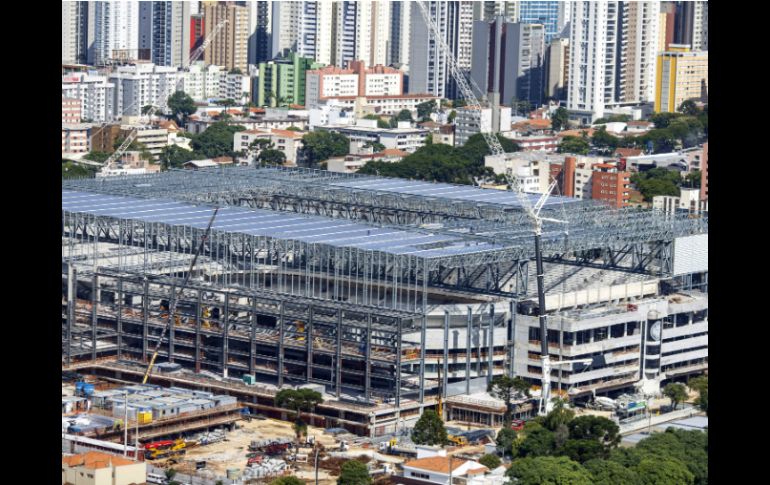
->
(258, 52), (325, 107)
(660, 2), (675, 51)
(183, 62), (252, 104)
(332, 1), (391, 69)
(471, 18), (546, 107)
(621, 1), (660, 104)
(141, 1), (192, 67)
(62, 1), (89, 64)
(390, 1), (412, 68)
(473, 1), (517, 22)
(567, 1), (622, 123)
(109, 64), (182, 118)
(674, 1), (708, 51)
(248, 1), (272, 64)
(519, 1), (561, 43)
(88, 0), (141, 65)
(272, 1), (334, 65)
(654, 45), (708, 113)
(546, 37), (569, 101)
(203, 1), (250, 72)
(408, 1), (473, 99)
(62, 73), (116, 123)
(190, 13), (205, 55)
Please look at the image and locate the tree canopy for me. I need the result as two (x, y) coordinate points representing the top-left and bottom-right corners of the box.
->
(558, 136), (590, 155)
(630, 167), (683, 201)
(663, 382), (689, 410)
(167, 91), (197, 123)
(411, 409), (447, 446)
(488, 376), (530, 426)
(479, 454), (502, 470)
(270, 477), (305, 485)
(337, 460), (372, 485)
(190, 122), (246, 158)
(416, 100), (437, 121)
(551, 107), (569, 132)
(583, 459), (639, 485)
(301, 131), (350, 167)
(507, 456), (593, 485)
(257, 148), (287, 166)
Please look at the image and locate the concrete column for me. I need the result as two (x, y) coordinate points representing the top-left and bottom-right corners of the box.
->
(466, 306), (472, 394)
(142, 278), (149, 361)
(116, 279), (123, 359)
(250, 298), (257, 375)
(335, 311), (342, 398)
(222, 296), (230, 378)
(307, 307), (314, 381)
(396, 319), (402, 408)
(365, 314), (372, 402)
(509, 299), (516, 376)
(66, 266), (76, 366)
(168, 284), (176, 364)
(443, 311), (450, 401)
(488, 306), (494, 385)
(195, 291), (202, 373)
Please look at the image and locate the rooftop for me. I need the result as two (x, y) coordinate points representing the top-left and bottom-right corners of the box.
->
(62, 451), (135, 469)
(403, 456), (488, 475)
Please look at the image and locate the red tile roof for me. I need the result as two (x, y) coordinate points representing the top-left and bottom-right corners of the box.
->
(62, 451), (135, 470)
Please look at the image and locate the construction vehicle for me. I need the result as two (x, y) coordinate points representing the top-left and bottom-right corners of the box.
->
(448, 435), (468, 447)
(144, 439), (188, 460)
(142, 207), (219, 384)
(416, 1), (579, 416)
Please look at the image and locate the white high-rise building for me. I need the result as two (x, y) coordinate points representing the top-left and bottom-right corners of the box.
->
(61, 73), (116, 123)
(89, 0), (140, 66)
(272, 1), (334, 65)
(333, 1), (391, 68)
(621, 1), (660, 104)
(567, 1), (622, 123)
(408, 1), (473, 99)
(140, 1), (191, 68)
(183, 63), (252, 104)
(62, 1), (88, 64)
(692, 1), (708, 51)
(109, 64), (182, 118)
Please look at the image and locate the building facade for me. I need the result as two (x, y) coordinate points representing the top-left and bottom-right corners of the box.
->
(272, 1), (334, 65)
(545, 37), (569, 101)
(88, 0), (141, 66)
(700, 141), (708, 201)
(62, 73), (116, 123)
(316, 122), (429, 153)
(621, 1), (661, 104)
(203, 1), (249, 73)
(62, 1), (89, 64)
(333, 1), (391, 68)
(144, 1), (191, 68)
(409, 1), (474, 99)
(248, 0), (273, 64)
(653, 188), (708, 214)
(62, 97), (83, 124)
(258, 52), (325, 107)
(471, 18), (546, 106)
(518, 1), (561, 43)
(455, 106), (512, 147)
(591, 163), (631, 208)
(305, 61), (403, 108)
(62, 124), (92, 155)
(390, 1), (412, 68)
(654, 45), (708, 113)
(109, 64), (182, 118)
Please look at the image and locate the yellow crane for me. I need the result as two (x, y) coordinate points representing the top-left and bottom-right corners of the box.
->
(142, 207), (219, 384)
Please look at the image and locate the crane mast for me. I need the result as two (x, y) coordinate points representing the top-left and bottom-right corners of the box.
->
(142, 207), (220, 384)
(416, 1), (565, 415)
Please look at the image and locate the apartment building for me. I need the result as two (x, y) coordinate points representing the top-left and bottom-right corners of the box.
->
(272, 1), (334, 65)
(61, 73), (115, 123)
(700, 142), (708, 201)
(555, 155), (630, 205)
(88, 0), (141, 66)
(233, 129), (304, 165)
(62, 97), (82, 124)
(305, 61), (403, 108)
(109, 63), (182, 118)
(316, 120), (429, 153)
(258, 52), (325, 107)
(621, 1), (661, 104)
(203, 1), (249, 73)
(546, 37), (569, 101)
(143, 1), (191, 68)
(62, 124), (92, 155)
(518, 1), (562, 43)
(334, 1), (391, 68)
(654, 45), (708, 113)
(248, 1), (272, 64)
(190, 13), (204, 54)
(62, 1), (88, 64)
(454, 106), (512, 147)
(62, 451), (146, 485)
(591, 163), (631, 208)
(653, 188), (708, 214)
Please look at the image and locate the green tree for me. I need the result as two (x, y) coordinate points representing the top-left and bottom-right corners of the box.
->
(630, 168), (683, 201)
(377, 118), (391, 129)
(271, 477), (305, 485)
(649, 112), (682, 129)
(141, 104), (156, 116)
(684, 170), (702, 188)
(363, 141), (386, 152)
(159, 145), (203, 170)
(507, 456), (593, 485)
(300, 131), (350, 167)
(689, 375), (708, 415)
(274, 388), (324, 441)
(257, 148), (287, 165)
(583, 459), (639, 485)
(557, 136), (590, 155)
(411, 409), (447, 446)
(416, 100), (437, 121)
(447, 110), (457, 123)
(488, 376), (530, 426)
(62, 161), (99, 179)
(338, 460), (372, 485)
(542, 399), (575, 431)
(551, 107), (569, 132)
(518, 425), (556, 457)
(560, 439), (607, 463)
(167, 91), (197, 124)
(190, 122), (246, 158)
(457, 133), (519, 165)
(635, 429), (708, 485)
(83, 151), (111, 164)
(496, 428), (518, 457)
(567, 415), (620, 448)
(479, 454), (502, 469)
(591, 127), (620, 152)
(396, 109), (414, 122)
(663, 382), (688, 410)
(636, 458), (694, 485)
(165, 468), (177, 480)
(678, 100), (699, 116)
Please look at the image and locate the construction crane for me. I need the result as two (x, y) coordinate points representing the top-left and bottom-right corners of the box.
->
(142, 207), (219, 384)
(415, 1), (569, 416)
(97, 19), (229, 168)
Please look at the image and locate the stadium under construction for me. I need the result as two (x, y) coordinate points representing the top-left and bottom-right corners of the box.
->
(62, 166), (708, 435)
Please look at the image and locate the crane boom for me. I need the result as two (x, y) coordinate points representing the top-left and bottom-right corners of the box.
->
(97, 19), (229, 168)
(142, 207), (219, 384)
(416, 1), (566, 416)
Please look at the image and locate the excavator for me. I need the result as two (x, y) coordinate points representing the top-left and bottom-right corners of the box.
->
(144, 439), (191, 460)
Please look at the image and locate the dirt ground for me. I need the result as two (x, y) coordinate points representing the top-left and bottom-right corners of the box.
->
(161, 418), (340, 480)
